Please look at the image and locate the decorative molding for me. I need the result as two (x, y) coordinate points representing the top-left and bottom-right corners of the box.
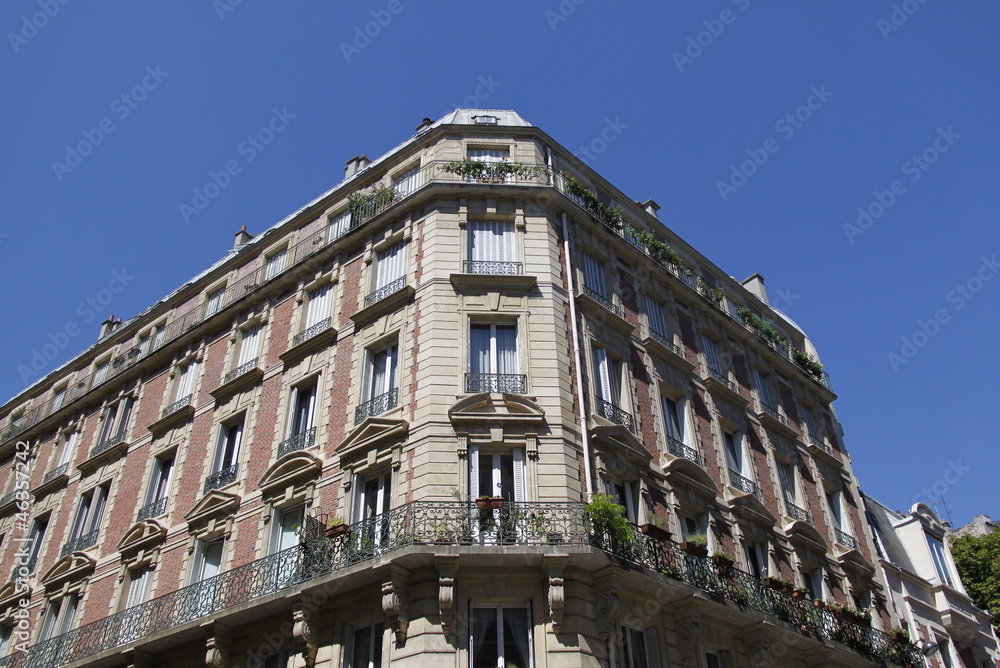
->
(436, 555), (459, 639)
(382, 565), (410, 645)
(205, 624), (234, 668)
(41, 553), (96, 592)
(292, 599), (318, 666)
(258, 450), (322, 499)
(544, 555), (568, 634)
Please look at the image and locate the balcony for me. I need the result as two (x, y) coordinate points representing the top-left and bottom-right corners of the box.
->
(10, 556), (36, 582)
(136, 497), (168, 522)
(594, 398), (635, 433)
(643, 330), (694, 373)
(204, 464), (238, 493)
(161, 395), (192, 420)
(10, 500), (923, 668)
(33, 463), (70, 496)
(90, 432), (126, 459)
(61, 529), (99, 557)
(581, 285), (621, 318)
(355, 389), (398, 425)
(148, 394), (195, 436)
(42, 464), (68, 484)
(281, 318), (337, 365)
(835, 528), (859, 550)
(758, 403), (798, 438)
(667, 436), (702, 466)
(364, 277), (406, 308)
(212, 359), (264, 400)
(728, 469), (759, 497)
(703, 368), (747, 407)
(464, 260), (522, 275)
(465, 373), (527, 394)
(352, 279), (414, 328)
(0, 490), (20, 515)
(80, 432), (129, 473)
(223, 358), (259, 385)
(293, 318), (331, 348)
(277, 426), (316, 458)
(785, 501), (812, 524)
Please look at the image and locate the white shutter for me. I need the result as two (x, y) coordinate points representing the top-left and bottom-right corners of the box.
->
(468, 444), (480, 499)
(177, 361), (197, 399)
(126, 568), (149, 608)
(593, 348), (613, 403)
(778, 463), (795, 503)
(340, 624), (354, 668)
(266, 249), (287, 280)
(702, 336), (721, 372)
(329, 210), (351, 242)
(93, 361), (109, 384)
(394, 166), (420, 197)
(582, 254), (606, 296)
(306, 283), (333, 328)
(644, 628), (661, 668)
(645, 296), (667, 337)
(752, 369), (771, 406)
(512, 449), (525, 502)
(239, 324), (262, 366)
(206, 289), (225, 317)
(375, 242), (405, 289)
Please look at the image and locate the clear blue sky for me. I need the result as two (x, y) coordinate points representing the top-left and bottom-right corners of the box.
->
(2, 2), (997, 526)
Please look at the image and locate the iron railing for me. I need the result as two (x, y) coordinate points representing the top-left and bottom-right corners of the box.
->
(1, 501), (921, 668)
(136, 498), (167, 523)
(10, 556), (36, 582)
(223, 358), (259, 385)
(463, 261), (523, 275)
(595, 398), (635, 433)
(835, 529), (859, 550)
(363, 277), (406, 308)
(728, 470), (759, 497)
(811, 438), (833, 455)
(90, 432), (126, 458)
(161, 395), (192, 420)
(292, 318), (331, 347)
(61, 530), (99, 557)
(649, 329), (682, 357)
(465, 373), (527, 394)
(277, 427), (316, 458)
(355, 389), (398, 425)
(581, 285), (622, 317)
(42, 464), (68, 484)
(760, 403), (788, 426)
(0, 491), (18, 508)
(203, 465), (238, 493)
(708, 367), (738, 393)
(667, 437), (702, 466)
(785, 501), (812, 524)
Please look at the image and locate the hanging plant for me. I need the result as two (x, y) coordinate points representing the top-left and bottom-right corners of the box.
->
(347, 185), (398, 213)
(442, 159), (547, 182)
(792, 348), (825, 380)
(564, 177), (624, 230)
(696, 277), (726, 305)
(735, 306), (790, 350)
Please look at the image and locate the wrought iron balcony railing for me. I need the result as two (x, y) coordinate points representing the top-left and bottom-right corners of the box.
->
(61, 530), (99, 557)
(463, 261), (523, 275)
(292, 318), (331, 347)
(90, 432), (126, 458)
(811, 438), (834, 455)
(355, 389), (398, 425)
(161, 394), (193, 419)
(136, 497), (167, 523)
(277, 427), (316, 458)
(708, 367), (738, 393)
(0, 491), (18, 508)
(42, 464), (68, 484)
(581, 285), (622, 317)
(363, 277), (406, 308)
(595, 398), (635, 433)
(760, 403), (788, 426)
(728, 470), (759, 497)
(5, 500), (922, 668)
(667, 437), (702, 466)
(465, 373), (527, 394)
(785, 501), (812, 524)
(223, 358), (259, 385)
(649, 329), (682, 357)
(204, 465), (238, 494)
(10, 556), (36, 582)
(835, 528), (859, 550)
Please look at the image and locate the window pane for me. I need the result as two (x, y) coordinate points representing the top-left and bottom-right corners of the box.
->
(502, 608), (531, 668)
(471, 608), (499, 668)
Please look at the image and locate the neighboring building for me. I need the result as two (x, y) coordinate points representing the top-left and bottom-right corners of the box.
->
(0, 110), (924, 667)
(952, 515), (999, 540)
(864, 496), (1000, 667)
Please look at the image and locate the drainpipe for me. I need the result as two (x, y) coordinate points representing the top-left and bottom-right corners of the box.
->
(562, 211), (594, 498)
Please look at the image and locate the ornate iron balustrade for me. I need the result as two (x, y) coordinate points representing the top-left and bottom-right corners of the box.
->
(0, 491), (18, 507)
(728, 470), (759, 497)
(355, 389), (398, 425)
(465, 373), (527, 394)
(136, 497), (167, 522)
(292, 318), (331, 347)
(649, 329), (682, 356)
(161, 394), (192, 419)
(223, 358), (259, 384)
(581, 285), (622, 317)
(363, 277), (405, 308)
(835, 528), (859, 550)
(463, 261), (523, 275)
(42, 464), (68, 484)
(760, 403), (788, 426)
(277, 427), (316, 458)
(811, 437), (833, 455)
(595, 398), (635, 433)
(667, 437), (702, 465)
(785, 501), (812, 523)
(708, 367), (737, 392)
(61, 530), (99, 557)
(10, 556), (36, 583)
(90, 432), (126, 458)
(204, 465), (238, 493)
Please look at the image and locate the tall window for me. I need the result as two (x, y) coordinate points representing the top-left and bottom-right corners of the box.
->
(744, 541), (767, 578)
(213, 420), (243, 475)
(620, 625), (661, 668)
(802, 568), (824, 600)
(236, 323), (263, 368)
(205, 287), (226, 318)
(373, 242), (406, 293)
(271, 505), (304, 555)
(363, 344), (398, 405)
(92, 359), (110, 385)
(355, 471), (392, 549)
(329, 210), (351, 242)
(645, 296), (668, 339)
(777, 462), (799, 508)
(469, 323), (520, 392)
(468, 221), (516, 272)
(124, 566), (150, 609)
(470, 605), (531, 668)
(304, 283), (333, 330)
(927, 535), (954, 587)
(288, 383), (317, 439)
(826, 491), (843, 530)
(592, 347), (621, 407)
(802, 405), (822, 444)
(50, 387), (66, 413)
(190, 538), (225, 619)
(67, 484), (109, 550)
(582, 253), (607, 298)
(22, 517), (47, 573)
(723, 431), (745, 476)
(393, 165), (420, 198)
(661, 396), (687, 447)
(606, 478), (638, 524)
(117, 567), (151, 643)
(97, 396), (133, 446)
(702, 335), (723, 376)
(679, 514), (707, 541)
(52, 431), (78, 470)
(140, 455), (173, 520)
(343, 623), (384, 668)
(751, 369), (772, 409)
(0, 624), (11, 657)
(265, 248), (287, 280)
(174, 360), (199, 402)
(39, 594), (79, 642)
(470, 447), (525, 503)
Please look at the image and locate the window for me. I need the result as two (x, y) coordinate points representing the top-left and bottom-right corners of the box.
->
(469, 323), (521, 392)
(140, 455), (173, 520)
(802, 568), (824, 600)
(174, 360), (198, 402)
(117, 567), (151, 642)
(468, 148), (509, 163)
(0, 623), (11, 657)
(471, 447), (525, 503)
(124, 566), (150, 609)
(744, 541), (767, 578)
(19, 517), (46, 574)
(582, 253), (607, 298)
(751, 369), (773, 409)
(679, 514), (707, 541)
(190, 538), (224, 619)
(265, 248), (287, 280)
(287, 382), (317, 440)
(39, 594), (79, 642)
(67, 484), (109, 550)
(468, 221), (516, 272)
(620, 625), (661, 668)
(92, 359), (110, 385)
(304, 282), (333, 330)
(927, 535), (954, 586)
(50, 387), (66, 412)
(205, 287), (226, 318)
(723, 431), (745, 476)
(704, 651), (727, 668)
(52, 431), (78, 470)
(470, 605), (531, 668)
(606, 479), (638, 524)
(359, 343), (398, 420)
(271, 505), (304, 555)
(213, 419), (243, 476)
(97, 396), (133, 446)
(702, 335), (723, 376)
(660, 396), (689, 449)
(329, 210), (351, 243)
(592, 347), (621, 408)
(343, 623), (384, 668)
(373, 241), (406, 293)
(393, 165), (421, 198)
(252, 651), (289, 668)
(235, 323), (263, 369)
(802, 404), (819, 441)
(645, 296), (669, 339)
(826, 491), (843, 530)
(355, 471), (392, 549)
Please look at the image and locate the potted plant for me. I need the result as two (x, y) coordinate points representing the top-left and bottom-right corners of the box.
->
(890, 627), (910, 643)
(846, 606), (871, 627)
(325, 517), (349, 539)
(639, 513), (672, 542)
(791, 587), (809, 600)
(679, 532), (708, 558)
(431, 520), (452, 545)
(762, 576), (793, 594)
(711, 551), (735, 573)
(812, 599), (826, 609)
(585, 493), (634, 547)
(659, 563), (683, 580)
(476, 495), (505, 511)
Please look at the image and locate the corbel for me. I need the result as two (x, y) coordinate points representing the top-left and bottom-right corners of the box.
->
(543, 554), (568, 634)
(204, 623), (234, 668)
(381, 564), (410, 645)
(436, 555), (459, 639)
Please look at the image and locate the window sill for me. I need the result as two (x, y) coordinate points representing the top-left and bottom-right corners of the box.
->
(147, 403), (195, 436)
(279, 323), (338, 365)
(350, 284), (414, 329)
(757, 410), (798, 439)
(78, 438), (130, 474)
(210, 366), (264, 401)
(806, 441), (843, 469)
(576, 292), (634, 335)
(642, 335), (695, 373)
(449, 272), (537, 293)
(31, 469), (69, 498)
(702, 374), (749, 407)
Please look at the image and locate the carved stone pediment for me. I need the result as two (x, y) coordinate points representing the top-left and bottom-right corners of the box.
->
(41, 553), (96, 591)
(118, 520), (167, 556)
(785, 520), (828, 554)
(185, 489), (241, 528)
(664, 458), (719, 500)
(338, 415), (408, 461)
(259, 451), (322, 497)
(448, 393), (545, 426)
(0, 580), (29, 618)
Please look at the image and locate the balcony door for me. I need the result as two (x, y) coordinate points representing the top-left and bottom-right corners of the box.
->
(468, 221), (516, 271)
(470, 446), (525, 543)
(190, 539), (224, 620)
(354, 471), (392, 552)
(470, 324), (519, 392)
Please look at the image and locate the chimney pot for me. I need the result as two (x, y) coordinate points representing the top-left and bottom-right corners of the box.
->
(344, 154), (372, 180)
(234, 227), (253, 249)
(639, 199), (661, 219)
(415, 117), (433, 133)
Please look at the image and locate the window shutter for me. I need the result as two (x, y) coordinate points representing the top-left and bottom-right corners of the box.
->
(582, 254), (606, 296)
(777, 463), (795, 504)
(512, 449), (525, 502)
(306, 283), (333, 328)
(593, 348), (613, 403)
(239, 324), (262, 366)
(644, 627), (661, 668)
(266, 249), (287, 280)
(645, 296), (666, 337)
(702, 336), (721, 372)
(340, 624), (354, 668)
(329, 211), (351, 242)
(752, 369), (771, 406)
(468, 444), (480, 499)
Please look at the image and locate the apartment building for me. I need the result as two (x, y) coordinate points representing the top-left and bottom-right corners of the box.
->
(0, 110), (925, 667)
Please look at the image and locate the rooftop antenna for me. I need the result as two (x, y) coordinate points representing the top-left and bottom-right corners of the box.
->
(929, 493), (954, 527)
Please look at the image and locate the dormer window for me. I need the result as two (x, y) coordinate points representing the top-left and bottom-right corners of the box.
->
(472, 115), (498, 125)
